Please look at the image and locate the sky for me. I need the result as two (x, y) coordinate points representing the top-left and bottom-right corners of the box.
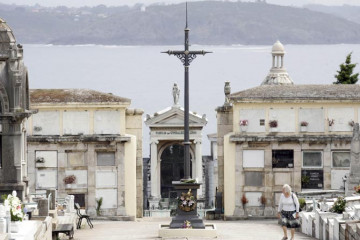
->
(1, 0), (360, 7)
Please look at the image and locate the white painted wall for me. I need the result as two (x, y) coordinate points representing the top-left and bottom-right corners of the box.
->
(269, 109), (295, 132)
(63, 111), (90, 135)
(243, 150), (264, 168)
(239, 109), (266, 132)
(96, 170), (117, 188)
(299, 108), (325, 132)
(331, 170), (349, 190)
(246, 192), (262, 207)
(35, 151), (57, 168)
(96, 189), (117, 209)
(94, 110), (121, 134)
(328, 108), (354, 132)
(32, 111), (60, 135)
(36, 169), (57, 189)
(65, 170), (88, 188)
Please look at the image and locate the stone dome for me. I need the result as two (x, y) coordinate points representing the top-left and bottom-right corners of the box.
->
(272, 40), (285, 54)
(0, 18), (16, 58)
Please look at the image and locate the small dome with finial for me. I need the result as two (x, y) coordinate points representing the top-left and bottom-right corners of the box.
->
(272, 40), (285, 55)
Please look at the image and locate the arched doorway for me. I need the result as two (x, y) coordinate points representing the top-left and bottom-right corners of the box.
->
(160, 144), (192, 198)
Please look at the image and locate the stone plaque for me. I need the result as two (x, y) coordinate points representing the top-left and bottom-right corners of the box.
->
(245, 172), (263, 186)
(63, 111), (89, 135)
(332, 152), (350, 168)
(65, 170), (88, 188)
(243, 150), (264, 168)
(274, 173), (291, 186)
(94, 110), (121, 134)
(96, 189), (117, 209)
(36, 169), (57, 189)
(331, 169), (349, 190)
(245, 192), (262, 207)
(96, 170), (117, 188)
(67, 152), (85, 166)
(35, 151), (57, 168)
(301, 170), (323, 189)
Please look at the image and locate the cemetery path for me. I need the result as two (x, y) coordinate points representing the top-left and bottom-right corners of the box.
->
(72, 218), (316, 240)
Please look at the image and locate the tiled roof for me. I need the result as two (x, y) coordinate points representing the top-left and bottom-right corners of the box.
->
(30, 89), (131, 104)
(230, 84), (360, 101)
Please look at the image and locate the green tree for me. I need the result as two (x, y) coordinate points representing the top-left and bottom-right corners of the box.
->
(334, 52), (359, 84)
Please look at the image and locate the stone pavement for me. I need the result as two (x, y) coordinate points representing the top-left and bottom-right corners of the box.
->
(72, 218), (316, 240)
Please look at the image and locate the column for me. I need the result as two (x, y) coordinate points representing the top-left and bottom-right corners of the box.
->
(149, 140), (160, 209)
(195, 140), (203, 198)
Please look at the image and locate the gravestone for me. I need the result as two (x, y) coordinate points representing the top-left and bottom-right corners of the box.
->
(46, 189), (56, 210)
(37, 199), (49, 216)
(347, 123), (360, 195)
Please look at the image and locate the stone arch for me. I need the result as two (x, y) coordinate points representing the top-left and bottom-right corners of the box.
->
(158, 141), (194, 163)
(158, 142), (194, 198)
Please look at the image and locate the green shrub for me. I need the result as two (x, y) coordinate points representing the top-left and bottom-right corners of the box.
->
(299, 198), (306, 210)
(331, 196), (346, 214)
(96, 197), (103, 216)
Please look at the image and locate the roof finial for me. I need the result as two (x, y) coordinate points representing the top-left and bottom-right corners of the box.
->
(185, 2), (188, 28)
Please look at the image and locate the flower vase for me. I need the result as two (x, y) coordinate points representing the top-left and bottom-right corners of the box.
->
(270, 127), (278, 132)
(240, 126), (248, 132)
(300, 126), (307, 132)
(65, 184), (71, 189)
(329, 126), (333, 132)
(11, 221), (19, 233)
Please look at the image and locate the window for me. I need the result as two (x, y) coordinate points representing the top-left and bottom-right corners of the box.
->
(272, 150), (294, 168)
(332, 151), (350, 168)
(97, 152), (115, 166)
(302, 152), (323, 168)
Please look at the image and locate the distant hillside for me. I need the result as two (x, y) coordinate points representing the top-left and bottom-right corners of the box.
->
(1, 1), (360, 45)
(305, 4), (360, 25)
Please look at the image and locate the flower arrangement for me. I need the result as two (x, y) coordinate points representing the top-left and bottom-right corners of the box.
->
(269, 120), (278, 128)
(259, 195), (266, 206)
(64, 175), (76, 184)
(330, 196), (346, 214)
(241, 194), (248, 206)
(300, 121), (308, 127)
(183, 220), (192, 229)
(354, 185), (360, 194)
(178, 189), (196, 212)
(349, 120), (355, 127)
(328, 118), (335, 127)
(240, 120), (248, 126)
(5, 192), (24, 222)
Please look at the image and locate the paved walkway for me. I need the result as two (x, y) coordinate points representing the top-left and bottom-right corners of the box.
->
(73, 218), (316, 240)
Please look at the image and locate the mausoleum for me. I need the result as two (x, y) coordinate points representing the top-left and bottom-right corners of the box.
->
(0, 18), (32, 200)
(27, 89), (143, 218)
(145, 84), (207, 213)
(217, 41), (360, 219)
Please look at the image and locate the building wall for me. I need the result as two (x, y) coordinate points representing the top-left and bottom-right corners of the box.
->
(27, 104), (142, 218)
(221, 101), (355, 219)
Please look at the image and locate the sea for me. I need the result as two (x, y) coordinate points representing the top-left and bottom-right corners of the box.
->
(23, 44), (360, 156)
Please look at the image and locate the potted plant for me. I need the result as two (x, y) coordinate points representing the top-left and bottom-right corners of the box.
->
(330, 196), (346, 214)
(328, 118), (335, 131)
(269, 120), (278, 132)
(300, 121), (308, 132)
(239, 120), (248, 132)
(64, 175), (76, 188)
(354, 185), (360, 194)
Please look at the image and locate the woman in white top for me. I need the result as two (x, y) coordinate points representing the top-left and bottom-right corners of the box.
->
(277, 184), (300, 240)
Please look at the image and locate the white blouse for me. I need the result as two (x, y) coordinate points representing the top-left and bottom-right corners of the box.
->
(278, 193), (300, 212)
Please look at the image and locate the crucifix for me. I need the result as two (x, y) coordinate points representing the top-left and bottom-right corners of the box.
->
(162, 2), (211, 181)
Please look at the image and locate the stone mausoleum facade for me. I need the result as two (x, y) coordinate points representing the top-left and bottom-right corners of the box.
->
(27, 89), (143, 218)
(0, 18), (32, 200)
(218, 41), (359, 219)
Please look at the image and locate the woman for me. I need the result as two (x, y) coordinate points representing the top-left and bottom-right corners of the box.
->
(277, 184), (300, 240)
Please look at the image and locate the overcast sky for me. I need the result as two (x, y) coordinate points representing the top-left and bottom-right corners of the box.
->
(1, 0), (360, 7)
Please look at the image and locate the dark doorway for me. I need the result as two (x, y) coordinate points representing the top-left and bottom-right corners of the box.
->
(160, 144), (192, 198)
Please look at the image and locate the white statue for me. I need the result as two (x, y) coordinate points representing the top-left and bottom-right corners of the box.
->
(172, 83), (180, 106)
